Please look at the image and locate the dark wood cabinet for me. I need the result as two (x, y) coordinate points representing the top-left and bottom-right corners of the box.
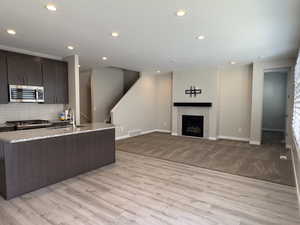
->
(0, 49), (69, 104)
(56, 61), (69, 104)
(0, 50), (8, 104)
(42, 59), (69, 104)
(7, 52), (43, 86)
(0, 128), (115, 199)
(41, 59), (56, 103)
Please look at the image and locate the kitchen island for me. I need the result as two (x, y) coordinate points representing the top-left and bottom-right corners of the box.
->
(0, 123), (115, 200)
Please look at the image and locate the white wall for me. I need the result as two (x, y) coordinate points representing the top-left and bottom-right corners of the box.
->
(262, 72), (287, 131)
(218, 65), (252, 140)
(111, 72), (156, 138)
(111, 72), (172, 138)
(250, 58), (296, 145)
(110, 58), (296, 144)
(91, 68), (124, 123)
(172, 68), (220, 138)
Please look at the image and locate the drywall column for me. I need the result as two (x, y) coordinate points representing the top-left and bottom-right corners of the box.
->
(155, 73), (172, 132)
(218, 65), (252, 140)
(250, 63), (263, 145)
(64, 55), (80, 125)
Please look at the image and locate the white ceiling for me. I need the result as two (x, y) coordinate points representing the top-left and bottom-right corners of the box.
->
(0, 0), (300, 72)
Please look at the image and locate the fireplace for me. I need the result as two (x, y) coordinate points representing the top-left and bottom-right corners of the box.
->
(182, 115), (204, 137)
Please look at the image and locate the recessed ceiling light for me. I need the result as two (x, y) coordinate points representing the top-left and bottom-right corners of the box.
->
(176, 10), (186, 17)
(67, 46), (74, 50)
(156, 70), (161, 73)
(230, 61), (236, 65)
(102, 57), (108, 61)
(7, 29), (16, 35)
(111, 32), (119, 37)
(46, 3), (57, 11)
(197, 35), (205, 40)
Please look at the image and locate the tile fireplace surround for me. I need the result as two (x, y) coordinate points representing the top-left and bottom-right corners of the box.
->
(172, 102), (213, 139)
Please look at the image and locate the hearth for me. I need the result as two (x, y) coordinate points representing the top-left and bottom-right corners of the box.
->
(182, 115), (204, 137)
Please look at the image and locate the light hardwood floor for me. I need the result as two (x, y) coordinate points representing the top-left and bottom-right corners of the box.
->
(0, 151), (299, 225)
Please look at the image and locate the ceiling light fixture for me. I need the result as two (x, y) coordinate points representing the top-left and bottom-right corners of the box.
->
(111, 32), (119, 37)
(176, 10), (186, 17)
(46, 3), (57, 11)
(176, 9), (186, 17)
(230, 61), (236, 65)
(7, 29), (16, 35)
(197, 35), (205, 40)
(156, 70), (161, 73)
(102, 57), (108, 61)
(67, 46), (74, 50)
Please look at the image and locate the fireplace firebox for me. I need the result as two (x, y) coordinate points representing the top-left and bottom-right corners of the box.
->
(182, 115), (204, 137)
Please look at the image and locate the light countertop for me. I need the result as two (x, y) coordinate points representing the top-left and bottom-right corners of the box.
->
(0, 123), (115, 143)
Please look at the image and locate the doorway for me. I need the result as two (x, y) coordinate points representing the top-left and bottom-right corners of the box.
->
(262, 70), (288, 146)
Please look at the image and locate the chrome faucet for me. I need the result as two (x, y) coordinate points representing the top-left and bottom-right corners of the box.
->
(69, 109), (76, 128)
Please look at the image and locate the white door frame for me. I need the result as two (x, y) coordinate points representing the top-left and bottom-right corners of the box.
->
(262, 68), (290, 146)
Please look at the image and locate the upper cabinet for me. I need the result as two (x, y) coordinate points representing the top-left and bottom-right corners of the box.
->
(42, 59), (69, 104)
(7, 52), (43, 86)
(0, 50), (8, 104)
(0, 49), (69, 105)
(55, 61), (69, 104)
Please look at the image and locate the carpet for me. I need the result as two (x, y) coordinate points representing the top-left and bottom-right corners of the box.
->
(117, 132), (295, 186)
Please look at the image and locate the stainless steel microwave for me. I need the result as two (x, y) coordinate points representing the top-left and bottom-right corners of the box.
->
(9, 85), (45, 103)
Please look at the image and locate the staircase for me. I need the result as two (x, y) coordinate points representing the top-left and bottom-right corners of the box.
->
(105, 70), (140, 124)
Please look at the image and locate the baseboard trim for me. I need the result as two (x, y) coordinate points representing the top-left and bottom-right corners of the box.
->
(141, 130), (157, 135)
(115, 135), (130, 140)
(218, 136), (249, 142)
(116, 129), (169, 140)
(208, 137), (217, 141)
(155, 129), (171, 133)
(249, 140), (261, 145)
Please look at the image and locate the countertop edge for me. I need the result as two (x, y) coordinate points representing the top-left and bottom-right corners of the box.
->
(7, 126), (115, 144)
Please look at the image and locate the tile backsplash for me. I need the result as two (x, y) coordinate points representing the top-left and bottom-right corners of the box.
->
(0, 104), (64, 124)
